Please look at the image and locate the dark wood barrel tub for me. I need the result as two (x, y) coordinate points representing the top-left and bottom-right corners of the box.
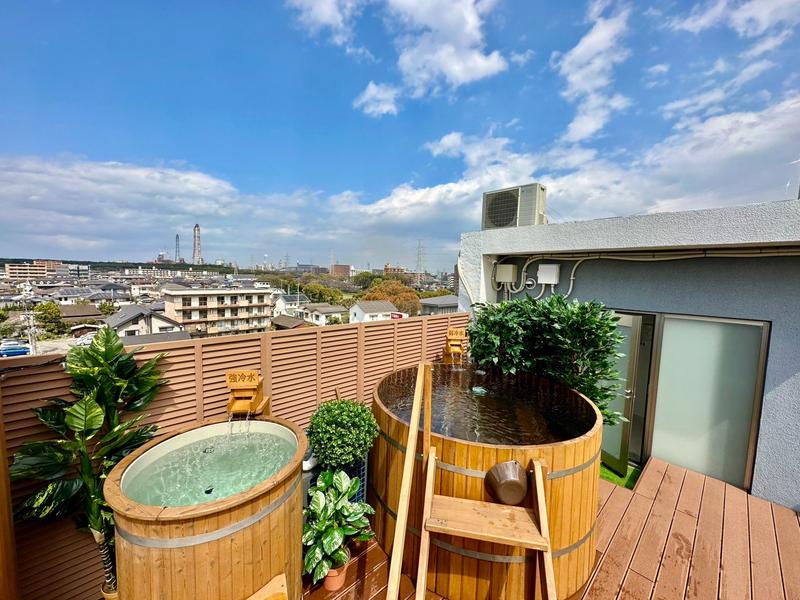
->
(369, 364), (602, 600)
(105, 415), (307, 600)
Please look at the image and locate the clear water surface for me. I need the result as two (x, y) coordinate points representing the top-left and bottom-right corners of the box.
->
(123, 431), (295, 506)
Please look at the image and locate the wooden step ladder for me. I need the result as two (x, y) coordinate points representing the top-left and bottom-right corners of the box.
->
(385, 362), (557, 600)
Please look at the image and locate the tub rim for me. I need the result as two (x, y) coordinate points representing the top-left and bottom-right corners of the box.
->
(104, 415), (307, 522)
(372, 364), (603, 452)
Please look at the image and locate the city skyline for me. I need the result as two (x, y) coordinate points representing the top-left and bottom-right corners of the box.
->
(0, 1), (799, 270)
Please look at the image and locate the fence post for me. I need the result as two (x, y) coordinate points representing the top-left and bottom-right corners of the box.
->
(260, 333), (272, 402)
(421, 317), (428, 362)
(357, 325), (365, 403)
(194, 341), (204, 422)
(393, 320), (398, 370)
(315, 329), (322, 407)
(0, 379), (19, 600)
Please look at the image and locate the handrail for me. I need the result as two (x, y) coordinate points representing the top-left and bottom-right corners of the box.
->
(386, 361), (432, 600)
(414, 446), (437, 599)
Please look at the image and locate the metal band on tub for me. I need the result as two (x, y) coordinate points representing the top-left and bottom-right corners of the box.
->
(378, 429), (601, 479)
(115, 473), (301, 549)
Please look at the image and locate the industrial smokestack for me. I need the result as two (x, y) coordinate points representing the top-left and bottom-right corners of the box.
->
(192, 224), (203, 265)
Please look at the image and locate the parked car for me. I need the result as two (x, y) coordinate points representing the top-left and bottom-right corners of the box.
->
(74, 332), (98, 347)
(0, 339), (30, 357)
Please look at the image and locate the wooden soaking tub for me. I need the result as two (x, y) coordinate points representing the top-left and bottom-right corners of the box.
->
(369, 364), (602, 600)
(105, 416), (306, 600)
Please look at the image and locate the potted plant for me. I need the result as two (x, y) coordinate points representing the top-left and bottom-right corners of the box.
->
(303, 470), (375, 591)
(8, 327), (166, 599)
(306, 399), (378, 501)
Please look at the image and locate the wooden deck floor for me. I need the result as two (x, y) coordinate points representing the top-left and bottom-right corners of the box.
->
(305, 458), (800, 600)
(577, 458), (800, 600)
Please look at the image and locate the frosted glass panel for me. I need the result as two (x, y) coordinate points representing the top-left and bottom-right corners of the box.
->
(652, 317), (763, 487)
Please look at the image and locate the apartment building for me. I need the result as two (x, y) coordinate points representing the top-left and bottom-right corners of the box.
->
(163, 287), (274, 336)
(4, 263), (48, 280)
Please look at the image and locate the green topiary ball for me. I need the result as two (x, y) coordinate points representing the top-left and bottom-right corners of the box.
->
(307, 399), (379, 470)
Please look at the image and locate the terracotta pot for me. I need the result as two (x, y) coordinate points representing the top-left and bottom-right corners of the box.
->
(323, 559), (349, 592)
(100, 584), (119, 600)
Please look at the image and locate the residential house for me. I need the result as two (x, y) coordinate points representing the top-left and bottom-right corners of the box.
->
(349, 300), (400, 323)
(104, 305), (183, 338)
(458, 197), (800, 508)
(419, 295), (459, 315)
(271, 315), (314, 330)
(58, 304), (104, 324)
(273, 293), (310, 317)
(296, 303), (348, 326)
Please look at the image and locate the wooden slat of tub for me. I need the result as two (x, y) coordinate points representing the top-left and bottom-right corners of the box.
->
(218, 503), (234, 600)
(479, 445), (498, 600)
(748, 494), (784, 600)
(720, 484), (751, 600)
(443, 435), (461, 600)
(463, 442), (483, 600)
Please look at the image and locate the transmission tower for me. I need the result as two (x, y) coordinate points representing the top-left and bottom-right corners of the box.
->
(175, 233), (181, 262)
(415, 240), (425, 286)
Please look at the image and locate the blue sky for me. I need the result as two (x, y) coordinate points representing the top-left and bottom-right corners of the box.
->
(1, 0), (799, 271)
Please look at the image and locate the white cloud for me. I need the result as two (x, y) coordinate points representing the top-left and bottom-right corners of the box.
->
(353, 81), (401, 117)
(669, 0), (800, 37)
(284, 0), (364, 45)
(288, 0), (507, 115)
(740, 28), (794, 59)
(551, 3), (632, 142)
(510, 49), (535, 67)
(646, 63), (670, 76)
(662, 59), (775, 118)
(705, 58), (731, 76)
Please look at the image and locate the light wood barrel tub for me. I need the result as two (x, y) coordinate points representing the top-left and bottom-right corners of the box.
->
(105, 416), (307, 600)
(369, 365), (602, 600)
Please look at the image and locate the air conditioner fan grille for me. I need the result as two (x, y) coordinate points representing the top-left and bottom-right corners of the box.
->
(485, 190), (519, 228)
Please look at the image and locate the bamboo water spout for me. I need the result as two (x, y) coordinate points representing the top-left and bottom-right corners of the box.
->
(226, 369), (269, 417)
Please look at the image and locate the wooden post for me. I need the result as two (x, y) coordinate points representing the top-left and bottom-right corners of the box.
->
(414, 447), (437, 600)
(194, 341), (204, 422)
(357, 325), (365, 403)
(386, 361), (430, 600)
(0, 379), (19, 600)
(422, 363), (432, 463)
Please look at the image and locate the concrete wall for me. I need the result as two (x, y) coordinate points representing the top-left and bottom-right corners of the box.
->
(479, 255), (800, 509)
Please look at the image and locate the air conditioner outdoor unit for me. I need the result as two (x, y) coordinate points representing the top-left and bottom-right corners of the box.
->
(481, 183), (547, 230)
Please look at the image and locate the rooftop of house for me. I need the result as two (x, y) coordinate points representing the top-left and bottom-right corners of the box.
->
(120, 331), (192, 345)
(59, 304), (104, 321)
(278, 293), (311, 304)
(420, 294), (459, 306)
(463, 199), (800, 256)
(301, 302), (348, 314)
(271, 314), (314, 330)
(104, 304), (181, 329)
(355, 300), (398, 313)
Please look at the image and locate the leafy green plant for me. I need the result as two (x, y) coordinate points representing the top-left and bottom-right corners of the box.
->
(468, 294), (624, 424)
(9, 327), (167, 593)
(307, 399), (379, 470)
(34, 300), (67, 336)
(302, 470), (374, 584)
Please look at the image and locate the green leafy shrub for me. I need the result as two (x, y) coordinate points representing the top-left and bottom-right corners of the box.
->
(303, 470), (374, 584)
(468, 294), (623, 425)
(307, 399), (379, 469)
(9, 327), (167, 592)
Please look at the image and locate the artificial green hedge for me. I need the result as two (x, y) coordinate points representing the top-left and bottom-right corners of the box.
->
(468, 294), (623, 425)
(307, 399), (379, 469)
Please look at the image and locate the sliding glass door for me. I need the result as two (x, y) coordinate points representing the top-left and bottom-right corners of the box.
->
(649, 315), (768, 488)
(601, 313), (641, 476)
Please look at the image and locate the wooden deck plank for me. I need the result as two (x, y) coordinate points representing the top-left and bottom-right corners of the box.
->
(596, 485), (635, 554)
(720, 484), (751, 600)
(651, 510), (696, 600)
(675, 470), (704, 520)
(685, 476), (724, 600)
(599, 478), (616, 512)
(584, 493), (653, 600)
(618, 570), (654, 600)
(748, 495), (785, 600)
(773, 503), (800, 600)
(634, 458), (669, 500)
(629, 462), (686, 581)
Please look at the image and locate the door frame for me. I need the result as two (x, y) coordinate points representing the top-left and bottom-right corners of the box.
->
(601, 313), (641, 476)
(641, 313), (770, 490)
